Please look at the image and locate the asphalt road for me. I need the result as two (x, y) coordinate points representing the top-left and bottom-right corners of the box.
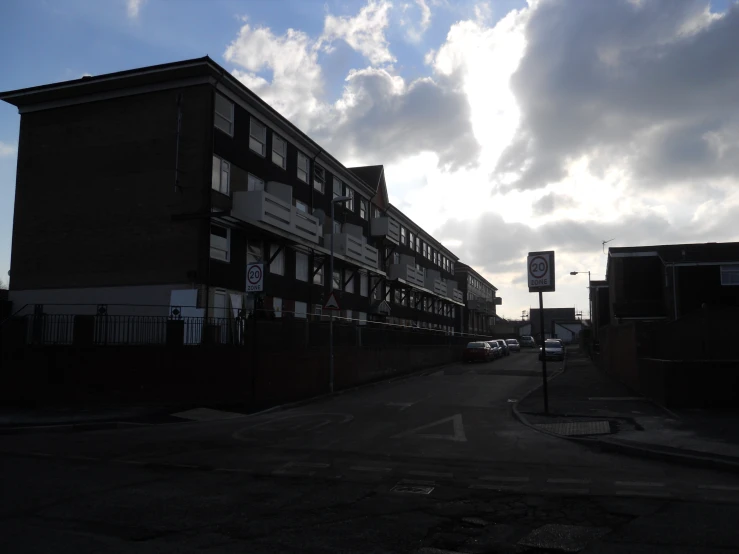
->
(2, 351), (739, 552)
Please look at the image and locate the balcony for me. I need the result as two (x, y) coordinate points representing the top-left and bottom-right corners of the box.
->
(388, 263), (425, 287)
(467, 298), (489, 312)
(370, 216), (401, 243)
(324, 232), (379, 269)
(425, 270), (447, 296)
(232, 190), (321, 244)
(451, 289), (464, 303)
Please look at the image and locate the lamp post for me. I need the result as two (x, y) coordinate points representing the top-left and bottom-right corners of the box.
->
(569, 271), (592, 324)
(329, 195), (351, 394)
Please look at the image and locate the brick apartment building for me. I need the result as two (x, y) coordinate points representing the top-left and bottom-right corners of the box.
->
(454, 263), (500, 335)
(0, 56), (471, 334)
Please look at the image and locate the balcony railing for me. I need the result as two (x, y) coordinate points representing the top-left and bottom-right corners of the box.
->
(451, 289), (464, 303)
(232, 190), (321, 244)
(325, 232), (379, 269)
(425, 276), (447, 296)
(370, 216), (401, 243)
(388, 263), (425, 287)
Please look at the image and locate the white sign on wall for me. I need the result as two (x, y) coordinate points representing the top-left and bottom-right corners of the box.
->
(527, 251), (555, 293)
(246, 263), (264, 292)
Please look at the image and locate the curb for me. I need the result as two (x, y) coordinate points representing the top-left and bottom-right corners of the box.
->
(510, 361), (739, 475)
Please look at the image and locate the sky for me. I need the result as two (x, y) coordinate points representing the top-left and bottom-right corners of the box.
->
(0, 0), (738, 319)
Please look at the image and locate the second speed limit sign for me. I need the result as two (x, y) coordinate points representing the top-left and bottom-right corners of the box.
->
(527, 251), (555, 292)
(246, 263), (264, 292)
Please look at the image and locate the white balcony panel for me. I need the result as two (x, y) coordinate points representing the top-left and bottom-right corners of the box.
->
(324, 233), (379, 269)
(389, 264), (425, 287)
(232, 190), (320, 244)
(370, 216), (401, 242)
(452, 289), (464, 303)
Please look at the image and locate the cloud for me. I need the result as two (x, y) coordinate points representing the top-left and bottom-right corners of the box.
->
(126, 0), (146, 19)
(319, 1), (395, 65)
(224, 22), (326, 130)
(317, 68), (479, 170)
(403, 0), (433, 43)
(0, 141), (16, 157)
(223, 7), (479, 170)
(496, 0), (739, 192)
(532, 192), (575, 216)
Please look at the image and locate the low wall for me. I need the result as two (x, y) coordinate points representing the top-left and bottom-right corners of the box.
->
(639, 358), (739, 409)
(1, 343), (465, 410)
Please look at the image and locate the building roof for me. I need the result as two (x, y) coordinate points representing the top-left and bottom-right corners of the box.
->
(0, 56), (381, 198)
(609, 242), (739, 264)
(348, 166), (384, 193)
(455, 262), (498, 291)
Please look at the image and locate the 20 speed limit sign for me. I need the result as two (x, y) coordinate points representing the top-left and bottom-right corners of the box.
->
(527, 251), (555, 292)
(246, 263), (264, 292)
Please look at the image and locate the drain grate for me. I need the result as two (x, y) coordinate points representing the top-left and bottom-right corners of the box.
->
(534, 420), (611, 436)
(391, 484), (434, 495)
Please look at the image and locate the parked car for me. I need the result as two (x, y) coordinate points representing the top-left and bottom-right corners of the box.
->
(486, 341), (502, 359)
(495, 339), (510, 356)
(520, 336), (536, 348)
(505, 338), (521, 352)
(539, 339), (565, 361)
(464, 341), (493, 363)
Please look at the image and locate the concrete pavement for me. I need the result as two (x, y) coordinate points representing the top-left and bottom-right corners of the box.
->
(2, 351), (739, 552)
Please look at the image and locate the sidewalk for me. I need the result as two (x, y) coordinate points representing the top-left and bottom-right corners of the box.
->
(514, 347), (739, 472)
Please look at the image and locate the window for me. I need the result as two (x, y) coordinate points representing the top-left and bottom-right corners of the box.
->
(409, 232), (414, 249)
(247, 242), (262, 265)
(394, 289), (401, 304)
(272, 135), (287, 169)
(333, 177), (342, 199)
(214, 93), (233, 135)
(273, 297), (282, 318)
(385, 286), (392, 303)
(450, 262), (454, 275)
(295, 200), (308, 213)
(416, 237), (421, 253)
(294, 301), (307, 319)
(344, 185), (354, 211)
(393, 252), (400, 265)
(211, 155), (230, 195)
(333, 220), (342, 233)
(344, 269), (354, 293)
(297, 152), (309, 183)
(422, 243), (427, 259)
(210, 225), (230, 261)
(270, 245), (284, 276)
(248, 173), (264, 191)
(360, 273), (368, 296)
(400, 226), (406, 244)
(372, 206), (381, 219)
(333, 269), (341, 290)
(360, 199), (367, 220)
(249, 118), (266, 156)
(721, 264), (739, 285)
(295, 252), (309, 282)
(314, 165), (325, 193)
(358, 312), (367, 326)
(313, 261), (324, 285)
(409, 291), (415, 308)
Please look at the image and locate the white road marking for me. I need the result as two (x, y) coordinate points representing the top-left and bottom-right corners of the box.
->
(542, 487), (590, 494)
(350, 466), (392, 473)
(698, 485), (739, 492)
(615, 481), (665, 488)
(616, 491), (672, 498)
(587, 397), (644, 401)
(470, 484), (524, 491)
(547, 478), (591, 484)
(480, 476), (529, 482)
(391, 414), (467, 442)
(409, 470), (453, 478)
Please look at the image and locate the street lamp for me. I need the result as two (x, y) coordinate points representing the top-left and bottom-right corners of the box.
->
(569, 271), (591, 324)
(329, 195), (351, 393)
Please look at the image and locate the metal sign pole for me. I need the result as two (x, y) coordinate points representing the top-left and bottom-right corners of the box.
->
(539, 290), (549, 414)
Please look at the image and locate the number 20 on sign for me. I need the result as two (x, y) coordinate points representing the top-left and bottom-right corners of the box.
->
(527, 251), (555, 293)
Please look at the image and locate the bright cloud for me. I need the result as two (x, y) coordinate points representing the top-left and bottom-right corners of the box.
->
(320, 1), (395, 65)
(219, 0), (739, 318)
(126, 0), (146, 19)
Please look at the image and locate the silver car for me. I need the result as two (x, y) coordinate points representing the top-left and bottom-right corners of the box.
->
(505, 338), (521, 352)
